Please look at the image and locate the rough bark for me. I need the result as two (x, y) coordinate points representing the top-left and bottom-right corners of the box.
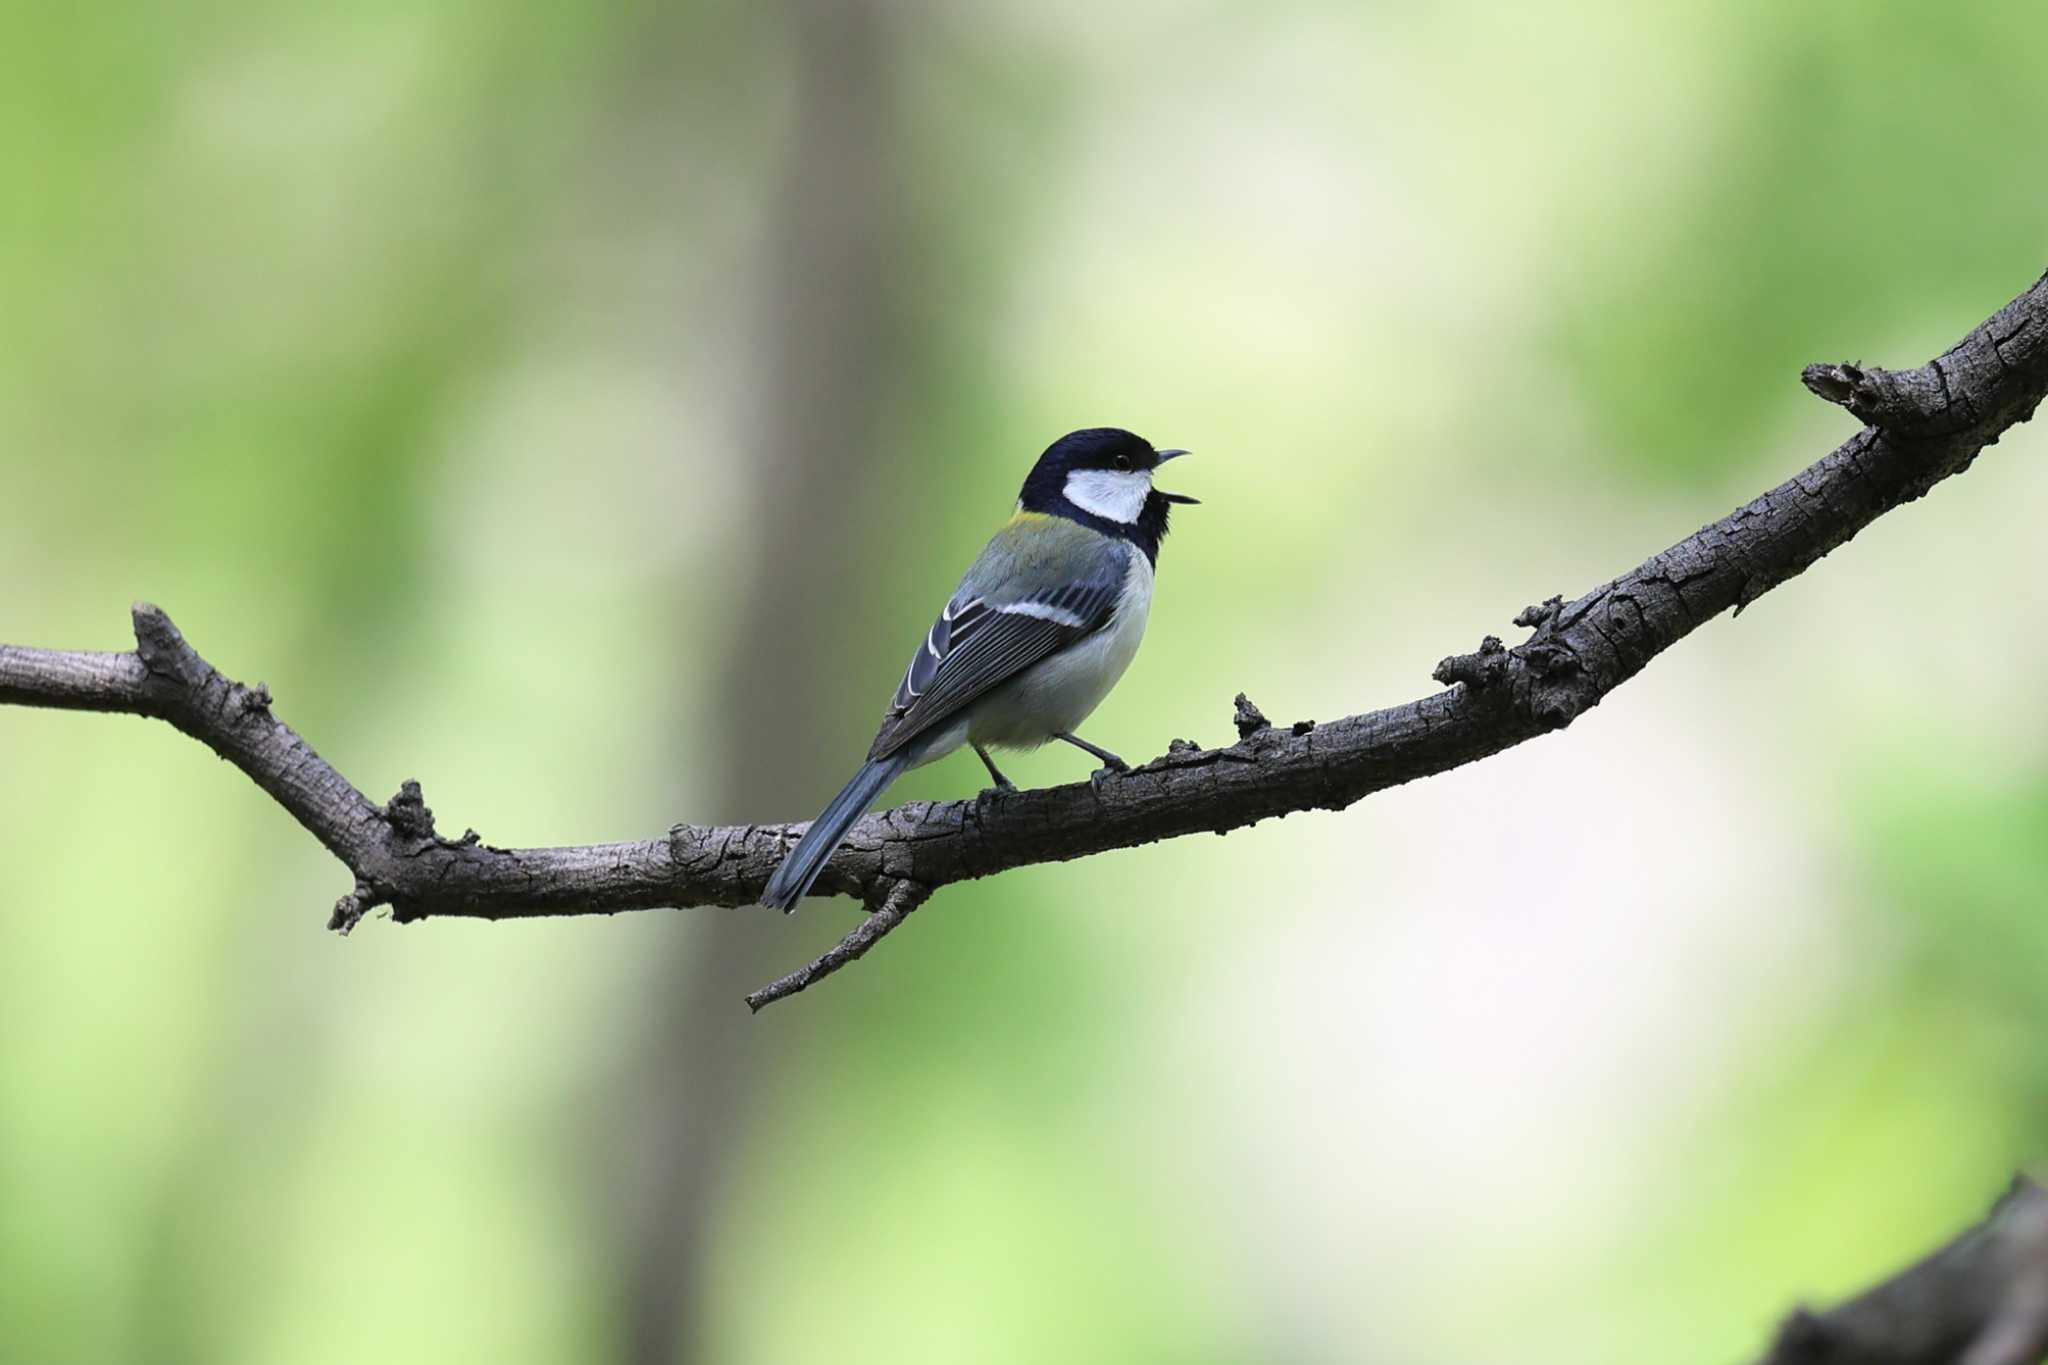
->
(3, 269), (2045, 1009)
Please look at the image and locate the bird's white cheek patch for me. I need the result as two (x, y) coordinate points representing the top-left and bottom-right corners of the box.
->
(1064, 469), (1151, 524)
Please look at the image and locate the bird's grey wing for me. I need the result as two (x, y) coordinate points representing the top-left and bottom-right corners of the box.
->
(867, 539), (1126, 762)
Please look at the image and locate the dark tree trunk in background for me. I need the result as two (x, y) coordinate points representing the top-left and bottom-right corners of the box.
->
(612, 1), (904, 1359)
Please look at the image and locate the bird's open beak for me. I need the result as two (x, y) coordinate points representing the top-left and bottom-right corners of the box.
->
(1152, 448), (1199, 503)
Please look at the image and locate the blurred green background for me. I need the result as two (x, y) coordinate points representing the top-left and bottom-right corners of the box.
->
(4, 2), (2047, 1361)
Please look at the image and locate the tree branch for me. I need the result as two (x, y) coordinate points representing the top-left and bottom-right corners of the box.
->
(1757, 1176), (2048, 1365)
(4, 269), (2045, 1007)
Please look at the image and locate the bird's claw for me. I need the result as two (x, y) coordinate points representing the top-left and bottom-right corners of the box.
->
(1088, 762), (1126, 792)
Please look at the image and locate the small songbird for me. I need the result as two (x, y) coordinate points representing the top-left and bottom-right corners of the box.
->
(760, 427), (1197, 911)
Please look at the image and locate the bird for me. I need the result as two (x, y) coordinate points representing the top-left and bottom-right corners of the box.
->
(759, 427), (1197, 911)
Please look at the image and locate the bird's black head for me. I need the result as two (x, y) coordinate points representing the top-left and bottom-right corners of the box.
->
(1017, 427), (1197, 563)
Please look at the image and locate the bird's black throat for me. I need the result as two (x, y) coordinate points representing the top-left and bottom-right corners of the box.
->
(1024, 487), (1177, 565)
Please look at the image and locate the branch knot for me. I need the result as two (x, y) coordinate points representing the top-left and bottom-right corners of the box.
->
(1434, 635), (1510, 690)
(1802, 359), (1962, 436)
(383, 780), (438, 841)
(131, 602), (206, 687)
(1435, 599), (1591, 731)
(1514, 595), (1564, 630)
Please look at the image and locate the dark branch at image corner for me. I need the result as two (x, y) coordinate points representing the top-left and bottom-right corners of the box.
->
(1, 267), (2045, 1014)
(1755, 1175), (2048, 1365)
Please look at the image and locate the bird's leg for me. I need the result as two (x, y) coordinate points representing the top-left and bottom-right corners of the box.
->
(1054, 731), (1128, 773)
(972, 742), (1016, 792)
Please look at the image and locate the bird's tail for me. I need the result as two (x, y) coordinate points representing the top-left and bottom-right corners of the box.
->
(760, 753), (911, 912)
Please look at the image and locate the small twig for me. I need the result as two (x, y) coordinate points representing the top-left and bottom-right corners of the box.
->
(744, 880), (929, 1012)
(327, 878), (381, 936)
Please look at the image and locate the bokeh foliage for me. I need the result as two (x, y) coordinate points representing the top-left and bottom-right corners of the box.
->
(4, 3), (2046, 1362)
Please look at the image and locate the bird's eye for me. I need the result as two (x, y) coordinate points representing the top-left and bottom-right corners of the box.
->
(1113, 451), (1133, 470)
